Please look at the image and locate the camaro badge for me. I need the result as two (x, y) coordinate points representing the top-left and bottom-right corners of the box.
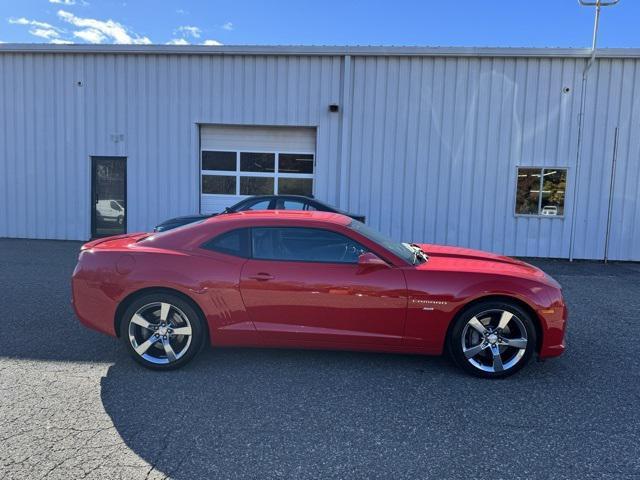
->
(412, 299), (449, 306)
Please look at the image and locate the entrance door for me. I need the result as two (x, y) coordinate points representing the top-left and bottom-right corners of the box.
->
(91, 156), (127, 238)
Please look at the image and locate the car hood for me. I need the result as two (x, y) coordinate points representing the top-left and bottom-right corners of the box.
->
(414, 243), (556, 285)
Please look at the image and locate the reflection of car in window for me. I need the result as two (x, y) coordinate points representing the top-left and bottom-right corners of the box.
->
(96, 200), (125, 225)
(541, 206), (558, 216)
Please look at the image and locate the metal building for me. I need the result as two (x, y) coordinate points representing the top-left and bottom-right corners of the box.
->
(0, 44), (638, 260)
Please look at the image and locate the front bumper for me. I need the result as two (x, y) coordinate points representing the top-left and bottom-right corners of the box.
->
(538, 302), (568, 358)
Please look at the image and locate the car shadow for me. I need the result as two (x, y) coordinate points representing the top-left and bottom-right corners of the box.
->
(100, 346), (551, 479)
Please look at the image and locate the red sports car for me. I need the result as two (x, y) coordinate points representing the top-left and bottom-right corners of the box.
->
(72, 211), (567, 378)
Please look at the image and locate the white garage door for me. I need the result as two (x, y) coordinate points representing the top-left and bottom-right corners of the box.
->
(200, 125), (317, 214)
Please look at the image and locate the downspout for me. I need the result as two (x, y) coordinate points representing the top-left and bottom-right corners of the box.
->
(569, 0), (620, 261)
(338, 55), (352, 209)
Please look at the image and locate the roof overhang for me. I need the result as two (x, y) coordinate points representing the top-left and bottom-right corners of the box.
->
(1, 44), (640, 58)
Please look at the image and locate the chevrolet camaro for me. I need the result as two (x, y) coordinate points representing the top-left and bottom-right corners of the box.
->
(72, 211), (567, 378)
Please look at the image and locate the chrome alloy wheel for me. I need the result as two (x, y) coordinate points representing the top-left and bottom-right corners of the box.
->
(461, 309), (528, 373)
(128, 302), (193, 365)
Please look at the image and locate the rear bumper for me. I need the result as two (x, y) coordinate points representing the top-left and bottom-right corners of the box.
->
(538, 302), (568, 359)
(71, 271), (118, 337)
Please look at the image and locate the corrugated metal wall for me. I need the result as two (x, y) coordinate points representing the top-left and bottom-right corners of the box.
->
(576, 58), (640, 261)
(0, 49), (638, 260)
(340, 55), (639, 261)
(0, 53), (343, 241)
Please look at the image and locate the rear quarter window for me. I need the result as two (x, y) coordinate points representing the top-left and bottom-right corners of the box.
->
(201, 228), (251, 258)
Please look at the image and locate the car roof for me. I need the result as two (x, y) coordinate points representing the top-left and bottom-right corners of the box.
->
(237, 194), (313, 202)
(206, 209), (352, 226)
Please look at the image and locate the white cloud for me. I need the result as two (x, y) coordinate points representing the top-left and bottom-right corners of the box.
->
(57, 9), (151, 44)
(73, 28), (106, 43)
(203, 39), (222, 46)
(30, 28), (61, 39)
(50, 39), (74, 44)
(176, 9), (187, 15)
(8, 17), (67, 41)
(9, 17), (61, 31)
(222, 22), (233, 31)
(49, 0), (77, 5)
(167, 38), (189, 45)
(177, 25), (201, 38)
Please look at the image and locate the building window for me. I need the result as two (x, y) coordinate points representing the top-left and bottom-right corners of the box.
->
(202, 151), (236, 171)
(515, 167), (567, 217)
(201, 151), (314, 196)
(278, 178), (313, 196)
(202, 175), (235, 195)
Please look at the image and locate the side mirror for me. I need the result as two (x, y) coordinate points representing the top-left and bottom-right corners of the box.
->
(358, 252), (388, 268)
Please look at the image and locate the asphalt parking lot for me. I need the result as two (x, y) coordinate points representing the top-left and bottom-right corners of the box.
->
(1, 238), (639, 480)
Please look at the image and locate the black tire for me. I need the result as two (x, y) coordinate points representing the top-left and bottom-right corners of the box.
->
(120, 292), (206, 370)
(448, 300), (537, 379)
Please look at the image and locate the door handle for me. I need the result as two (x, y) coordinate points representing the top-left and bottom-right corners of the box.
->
(249, 273), (274, 281)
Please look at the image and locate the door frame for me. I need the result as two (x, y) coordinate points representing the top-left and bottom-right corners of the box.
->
(90, 156), (128, 239)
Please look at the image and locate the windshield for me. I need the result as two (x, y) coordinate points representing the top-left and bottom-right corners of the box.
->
(348, 220), (419, 265)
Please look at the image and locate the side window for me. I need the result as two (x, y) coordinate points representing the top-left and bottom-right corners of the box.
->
(279, 200), (306, 210)
(251, 227), (367, 263)
(201, 228), (250, 258)
(242, 199), (271, 211)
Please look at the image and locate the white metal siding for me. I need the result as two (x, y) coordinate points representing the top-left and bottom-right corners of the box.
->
(0, 47), (638, 260)
(574, 58), (640, 261)
(338, 55), (639, 260)
(342, 56), (582, 258)
(0, 53), (342, 240)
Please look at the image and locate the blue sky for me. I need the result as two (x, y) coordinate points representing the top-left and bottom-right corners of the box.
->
(0, 0), (638, 47)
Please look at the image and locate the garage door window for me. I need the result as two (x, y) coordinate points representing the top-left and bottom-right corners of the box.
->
(201, 151), (314, 196)
(202, 175), (235, 195)
(515, 167), (567, 217)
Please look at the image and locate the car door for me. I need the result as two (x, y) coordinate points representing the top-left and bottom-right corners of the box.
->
(239, 226), (407, 346)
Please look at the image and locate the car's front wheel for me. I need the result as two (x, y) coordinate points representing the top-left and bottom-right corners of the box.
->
(120, 293), (206, 370)
(448, 300), (536, 378)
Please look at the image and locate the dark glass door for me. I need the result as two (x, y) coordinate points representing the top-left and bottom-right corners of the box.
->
(91, 156), (127, 238)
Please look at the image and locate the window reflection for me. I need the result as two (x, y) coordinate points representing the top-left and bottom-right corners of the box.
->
(240, 177), (274, 195)
(515, 167), (566, 216)
(202, 151), (236, 171)
(515, 168), (541, 215)
(278, 178), (313, 196)
(200, 150), (314, 198)
(240, 153), (275, 173)
(540, 169), (566, 216)
(93, 157), (126, 237)
(202, 175), (235, 195)
(279, 153), (314, 174)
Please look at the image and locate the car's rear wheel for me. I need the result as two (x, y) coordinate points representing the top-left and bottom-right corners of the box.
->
(448, 301), (536, 378)
(120, 293), (205, 370)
